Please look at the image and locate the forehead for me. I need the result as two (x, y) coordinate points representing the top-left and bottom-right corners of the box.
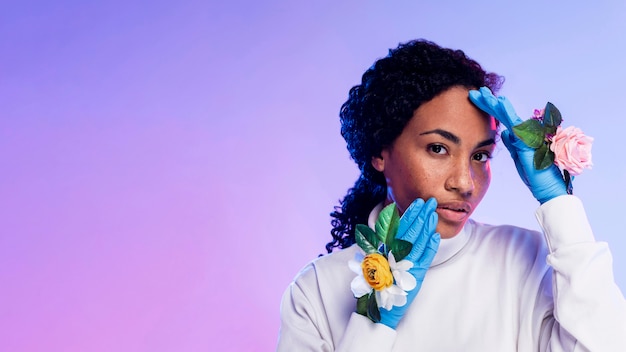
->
(409, 86), (496, 136)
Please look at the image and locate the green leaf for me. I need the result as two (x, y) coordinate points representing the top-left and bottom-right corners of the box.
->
(356, 294), (368, 316)
(355, 225), (378, 254)
(366, 292), (381, 323)
(513, 119), (545, 149)
(543, 102), (562, 127)
(375, 203), (400, 250)
(356, 224), (378, 248)
(534, 143), (555, 170)
(374, 204), (394, 244)
(390, 239), (413, 261)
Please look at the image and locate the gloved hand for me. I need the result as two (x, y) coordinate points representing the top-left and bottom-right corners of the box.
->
(469, 87), (567, 204)
(380, 197), (440, 329)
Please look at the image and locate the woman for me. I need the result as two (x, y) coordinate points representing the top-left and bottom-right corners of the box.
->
(277, 39), (626, 351)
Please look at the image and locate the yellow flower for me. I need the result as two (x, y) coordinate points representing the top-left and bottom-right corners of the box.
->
(361, 253), (393, 291)
(349, 251), (413, 309)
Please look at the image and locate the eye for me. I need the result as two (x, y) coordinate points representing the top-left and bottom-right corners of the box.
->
(428, 144), (447, 155)
(472, 151), (491, 162)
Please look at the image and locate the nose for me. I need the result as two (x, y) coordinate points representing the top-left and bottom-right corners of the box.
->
(445, 160), (475, 196)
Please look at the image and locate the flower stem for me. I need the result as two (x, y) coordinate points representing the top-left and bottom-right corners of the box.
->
(564, 169), (573, 195)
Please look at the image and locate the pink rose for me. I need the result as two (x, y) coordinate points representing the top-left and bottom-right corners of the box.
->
(549, 126), (593, 176)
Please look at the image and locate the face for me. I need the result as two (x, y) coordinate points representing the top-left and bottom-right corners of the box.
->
(372, 86), (497, 239)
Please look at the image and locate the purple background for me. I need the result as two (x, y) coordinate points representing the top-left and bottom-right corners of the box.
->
(2, 1), (625, 351)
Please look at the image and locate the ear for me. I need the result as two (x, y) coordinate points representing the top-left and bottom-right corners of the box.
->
(371, 154), (385, 172)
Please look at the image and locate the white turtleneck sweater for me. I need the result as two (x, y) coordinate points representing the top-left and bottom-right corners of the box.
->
(277, 196), (626, 351)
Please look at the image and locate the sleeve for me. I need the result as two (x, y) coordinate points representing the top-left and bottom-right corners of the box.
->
(534, 195), (626, 351)
(276, 264), (397, 352)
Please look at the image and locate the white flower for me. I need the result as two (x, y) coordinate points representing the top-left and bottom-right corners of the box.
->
(348, 251), (371, 298)
(376, 284), (407, 310)
(348, 250), (416, 310)
(388, 251), (416, 291)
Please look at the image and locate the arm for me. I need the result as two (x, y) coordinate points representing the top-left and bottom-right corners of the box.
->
(537, 195), (626, 351)
(277, 198), (440, 351)
(277, 262), (397, 352)
(470, 88), (626, 350)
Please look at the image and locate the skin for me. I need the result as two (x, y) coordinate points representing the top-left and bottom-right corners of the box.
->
(372, 86), (498, 239)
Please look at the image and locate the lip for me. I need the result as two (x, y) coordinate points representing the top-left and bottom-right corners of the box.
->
(436, 201), (473, 223)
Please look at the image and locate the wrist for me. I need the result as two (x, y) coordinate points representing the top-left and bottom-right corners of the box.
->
(534, 182), (568, 204)
(536, 190), (568, 204)
(379, 314), (399, 330)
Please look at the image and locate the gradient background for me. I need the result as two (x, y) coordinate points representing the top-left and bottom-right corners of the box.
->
(2, 1), (625, 351)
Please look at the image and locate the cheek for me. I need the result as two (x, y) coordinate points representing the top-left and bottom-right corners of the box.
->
(475, 163), (492, 192)
(398, 172), (440, 210)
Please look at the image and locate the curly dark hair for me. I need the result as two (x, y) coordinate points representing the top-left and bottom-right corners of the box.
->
(326, 39), (503, 253)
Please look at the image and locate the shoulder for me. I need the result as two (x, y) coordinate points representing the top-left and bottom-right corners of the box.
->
(292, 245), (359, 288)
(284, 246), (358, 322)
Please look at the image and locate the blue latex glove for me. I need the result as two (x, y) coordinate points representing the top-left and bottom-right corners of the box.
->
(380, 197), (440, 329)
(469, 87), (567, 204)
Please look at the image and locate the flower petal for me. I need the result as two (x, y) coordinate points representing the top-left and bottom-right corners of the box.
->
(393, 269), (417, 291)
(348, 259), (362, 274)
(388, 251), (397, 267)
(350, 276), (371, 298)
(377, 284), (408, 310)
(389, 290), (407, 308)
(393, 259), (414, 271)
(376, 290), (392, 310)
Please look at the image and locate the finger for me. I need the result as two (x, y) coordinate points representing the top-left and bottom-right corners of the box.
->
(502, 129), (537, 157)
(404, 209), (438, 263)
(502, 130), (531, 187)
(396, 197), (436, 243)
(396, 198), (425, 241)
(469, 87), (521, 131)
(500, 129), (518, 158)
(416, 232), (440, 269)
(497, 96), (524, 127)
(469, 87), (499, 117)
(405, 210), (437, 260)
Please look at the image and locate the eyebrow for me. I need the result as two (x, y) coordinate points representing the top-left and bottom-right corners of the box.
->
(419, 128), (495, 148)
